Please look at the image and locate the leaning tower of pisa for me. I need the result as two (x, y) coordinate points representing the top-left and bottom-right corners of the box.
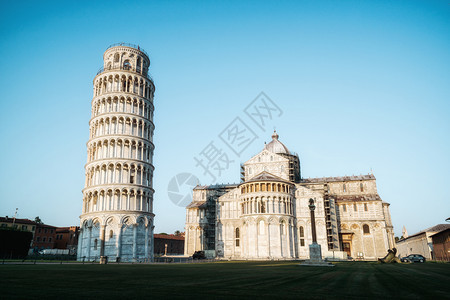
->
(77, 43), (155, 262)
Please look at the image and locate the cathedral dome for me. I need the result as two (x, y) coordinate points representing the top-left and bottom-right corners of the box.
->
(264, 130), (290, 154)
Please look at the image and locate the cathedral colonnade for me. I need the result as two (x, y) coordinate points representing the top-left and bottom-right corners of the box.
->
(82, 187), (153, 214)
(78, 43), (155, 262)
(215, 216), (326, 260)
(238, 216), (297, 259)
(227, 180), (299, 259)
(239, 181), (295, 215)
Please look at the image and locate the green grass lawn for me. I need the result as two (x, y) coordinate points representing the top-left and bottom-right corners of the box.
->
(1, 261), (449, 299)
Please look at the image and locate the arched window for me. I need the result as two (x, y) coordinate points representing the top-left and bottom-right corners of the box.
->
(235, 228), (240, 247)
(94, 239), (98, 250)
(123, 60), (131, 70)
(114, 53), (120, 62)
(136, 57), (141, 73)
(360, 182), (364, 192)
(343, 184), (347, 192)
(363, 224), (370, 234)
(299, 226), (304, 237)
(109, 230), (113, 238)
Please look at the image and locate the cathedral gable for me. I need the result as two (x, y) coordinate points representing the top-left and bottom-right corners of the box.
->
(244, 150), (290, 181)
(245, 150), (287, 165)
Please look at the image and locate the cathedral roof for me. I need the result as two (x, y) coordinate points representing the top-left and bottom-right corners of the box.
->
(264, 130), (290, 154)
(154, 234), (185, 241)
(244, 171), (291, 184)
(186, 201), (207, 209)
(333, 194), (381, 202)
(193, 184), (238, 190)
(301, 174), (375, 183)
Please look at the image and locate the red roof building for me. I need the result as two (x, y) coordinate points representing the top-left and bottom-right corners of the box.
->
(154, 234), (185, 255)
(431, 228), (450, 262)
(55, 226), (80, 255)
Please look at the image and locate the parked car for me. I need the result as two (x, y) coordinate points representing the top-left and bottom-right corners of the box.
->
(401, 254), (426, 263)
(192, 251), (206, 260)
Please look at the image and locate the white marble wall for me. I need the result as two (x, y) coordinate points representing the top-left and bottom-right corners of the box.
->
(79, 45), (155, 262)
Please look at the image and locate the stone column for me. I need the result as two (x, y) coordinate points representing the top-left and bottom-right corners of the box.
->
(100, 225), (107, 264)
(145, 224), (149, 261)
(308, 198), (322, 262)
(150, 225), (155, 261)
(193, 227), (197, 251)
(288, 223), (292, 258)
(255, 223), (259, 258)
(116, 225), (122, 261)
(100, 225), (106, 256)
(279, 223), (283, 258)
(267, 222), (271, 258)
(77, 228), (83, 260)
(132, 224), (138, 261)
(184, 227), (189, 256)
(309, 200), (317, 244)
(87, 225), (92, 260)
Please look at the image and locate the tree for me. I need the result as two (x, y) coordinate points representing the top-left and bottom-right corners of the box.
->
(174, 230), (182, 236)
(34, 216), (43, 224)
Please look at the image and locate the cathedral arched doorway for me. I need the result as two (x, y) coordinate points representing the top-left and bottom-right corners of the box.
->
(340, 233), (353, 258)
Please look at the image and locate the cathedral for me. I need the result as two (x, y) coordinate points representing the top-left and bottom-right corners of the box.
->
(185, 131), (395, 260)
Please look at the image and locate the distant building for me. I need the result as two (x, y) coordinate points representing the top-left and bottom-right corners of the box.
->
(55, 226), (80, 255)
(1, 216), (80, 254)
(0, 230), (33, 259)
(396, 224), (450, 260)
(0, 217), (37, 248)
(33, 224), (57, 251)
(154, 234), (184, 256)
(0, 217), (37, 235)
(430, 228), (450, 262)
(0, 217), (36, 258)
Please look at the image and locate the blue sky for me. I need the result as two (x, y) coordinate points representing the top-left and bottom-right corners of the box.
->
(0, 0), (448, 236)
